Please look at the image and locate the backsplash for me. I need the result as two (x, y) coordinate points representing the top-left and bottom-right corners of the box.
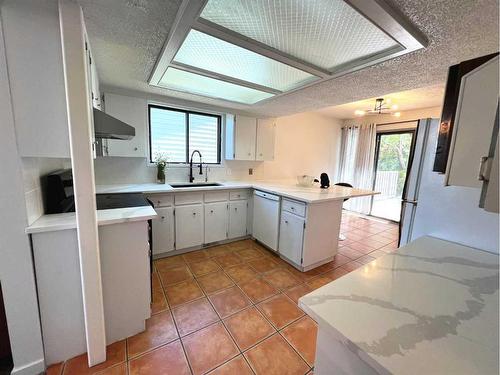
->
(93, 157), (264, 185)
(22, 157), (71, 224)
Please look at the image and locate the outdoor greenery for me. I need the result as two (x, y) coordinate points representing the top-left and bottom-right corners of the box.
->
(376, 133), (413, 195)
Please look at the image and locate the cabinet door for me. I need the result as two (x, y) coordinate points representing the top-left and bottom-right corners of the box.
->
(229, 200), (247, 238)
(446, 56), (499, 187)
(105, 93), (147, 158)
(204, 202), (228, 244)
(175, 204), (204, 250)
(279, 211), (304, 265)
(256, 118), (276, 161)
(234, 115), (257, 160)
(152, 207), (175, 255)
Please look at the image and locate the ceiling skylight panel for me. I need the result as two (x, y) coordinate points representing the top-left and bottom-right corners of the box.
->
(173, 30), (317, 91)
(159, 67), (274, 104)
(200, 0), (401, 71)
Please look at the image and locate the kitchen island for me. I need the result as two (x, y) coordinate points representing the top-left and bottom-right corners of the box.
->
(95, 180), (377, 271)
(299, 236), (499, 375)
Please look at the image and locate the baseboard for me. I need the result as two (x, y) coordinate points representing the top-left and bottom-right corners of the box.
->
(152, 235), (252, 260)
(10, 358), (45, 375)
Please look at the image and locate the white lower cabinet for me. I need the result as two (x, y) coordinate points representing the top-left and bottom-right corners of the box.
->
(204, 202), (228, 244)
(229, 200), (247, 238)
(152, 207), (175, 255)
(279, 211), (305, 265)
(175, 204), (203, 249)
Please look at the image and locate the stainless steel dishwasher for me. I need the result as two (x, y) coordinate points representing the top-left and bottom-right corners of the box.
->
(252, 190), (280, 251)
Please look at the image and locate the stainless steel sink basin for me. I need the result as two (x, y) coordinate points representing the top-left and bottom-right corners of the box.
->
(169, 183), (222, 188)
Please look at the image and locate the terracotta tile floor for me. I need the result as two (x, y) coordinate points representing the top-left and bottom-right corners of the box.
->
(48, 211), (398, 375)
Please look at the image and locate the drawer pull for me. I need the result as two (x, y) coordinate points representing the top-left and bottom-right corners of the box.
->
(285, 220), (289, 224)
(234, 207), (238, 211)
(210, 210), (214, 214)
(291, 207), (295, 210)
(193, 212), (197, 216)
(161, 216), (165, 220)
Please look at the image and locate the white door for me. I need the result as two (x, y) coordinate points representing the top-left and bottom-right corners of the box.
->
(279, 211), (304, 265)
(235, 115), (256, 160)
(229, 200), (247, 238)
(175, 204), (204, 249)
(256, 118), (276, 161)
(204, 202), (228, 244)
(252, 191), (280, 251)
(152, 207), (175, 255)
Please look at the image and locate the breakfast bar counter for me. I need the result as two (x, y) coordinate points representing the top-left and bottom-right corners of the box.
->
(299, 236), (499, 375)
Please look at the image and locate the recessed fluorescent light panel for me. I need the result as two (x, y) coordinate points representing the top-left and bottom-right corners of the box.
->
(160, 67), (274, 104)
(149, 0), (427, 105)
(200, 0), (401, 71)
(173, 30), (318, 91)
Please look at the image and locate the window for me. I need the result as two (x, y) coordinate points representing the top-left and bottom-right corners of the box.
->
(149, 105), (221, 164)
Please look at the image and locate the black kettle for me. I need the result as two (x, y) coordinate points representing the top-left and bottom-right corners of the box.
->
(320, 173), (330, 189)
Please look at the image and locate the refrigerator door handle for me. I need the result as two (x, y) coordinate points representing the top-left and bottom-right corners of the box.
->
(402, 199), (418, 205)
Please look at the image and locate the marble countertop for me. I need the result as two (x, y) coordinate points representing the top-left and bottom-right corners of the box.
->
(26, 206), (157, 234)
(95, 180), (377, 204)
(299, 236), (499, 374)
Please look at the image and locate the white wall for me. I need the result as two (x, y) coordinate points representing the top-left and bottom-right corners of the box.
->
(256, 112), (342, 181)
(93, 93), (343, 185)
(0, 15), (45, 375)
(411, 120), (499, 253)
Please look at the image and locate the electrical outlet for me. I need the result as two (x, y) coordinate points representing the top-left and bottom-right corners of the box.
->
(248, 168), (253, 175)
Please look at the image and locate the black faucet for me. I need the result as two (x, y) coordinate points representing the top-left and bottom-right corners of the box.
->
(189, 150), (203, 183)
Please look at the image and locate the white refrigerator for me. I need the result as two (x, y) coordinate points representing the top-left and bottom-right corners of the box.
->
(399, 118), (438, 246)
(399, 118), (499, 253)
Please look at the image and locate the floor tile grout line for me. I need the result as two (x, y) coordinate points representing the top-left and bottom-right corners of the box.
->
(276, 329), (314, 371)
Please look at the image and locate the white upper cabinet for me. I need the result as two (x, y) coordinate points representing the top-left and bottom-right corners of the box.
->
(103, 93), (147, 158)
(225, 114), (275, 161)
(234, 115), (257, 160)
(1, 0), (70, 158)
(256, 118), (276, 161)
(446, 56), (499, 188)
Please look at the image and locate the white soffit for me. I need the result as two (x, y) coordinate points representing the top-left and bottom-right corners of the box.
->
(316, 85), (445, 119)
(148, 0), (427, 105)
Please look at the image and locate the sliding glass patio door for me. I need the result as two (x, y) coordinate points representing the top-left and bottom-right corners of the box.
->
(370, 130), (415, 221)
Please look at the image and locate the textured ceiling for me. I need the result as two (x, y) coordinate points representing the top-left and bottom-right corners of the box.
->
(78, 0), (499, 118)
(316, 84), (445, 119)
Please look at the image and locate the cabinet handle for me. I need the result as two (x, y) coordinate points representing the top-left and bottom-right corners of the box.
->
(234, 207), (237, 211)
(193, 212), (196, 216)
(134, 147), (138, 151)
(285, 220), (289, 224)
(210, 210), (214, 214)
(161, 216), (165, 220)
(291, 207), (295, 210)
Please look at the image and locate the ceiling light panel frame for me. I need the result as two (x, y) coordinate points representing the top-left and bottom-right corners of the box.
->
(149, 0), (428, 105)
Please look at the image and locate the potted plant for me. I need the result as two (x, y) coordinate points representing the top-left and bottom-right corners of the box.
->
(154, 152), (168, 184)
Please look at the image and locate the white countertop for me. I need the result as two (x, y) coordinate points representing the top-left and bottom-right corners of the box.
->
(95, 180), (377, 204)
(26, 206), (157, 234)
(27, 180), (376, 234)
(299, 236), (499, 375)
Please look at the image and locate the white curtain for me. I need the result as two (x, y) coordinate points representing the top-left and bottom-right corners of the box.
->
(338, 123), (377, 214)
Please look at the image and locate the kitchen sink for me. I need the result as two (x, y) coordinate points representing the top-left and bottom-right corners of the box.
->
(169, 183), (222, 188)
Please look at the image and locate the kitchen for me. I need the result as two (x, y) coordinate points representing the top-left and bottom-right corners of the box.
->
(0, 1), (498, 375)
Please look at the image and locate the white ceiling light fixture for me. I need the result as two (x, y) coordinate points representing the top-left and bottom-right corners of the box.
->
(354, 98), (402, 117)
(149, 0), (427, 105)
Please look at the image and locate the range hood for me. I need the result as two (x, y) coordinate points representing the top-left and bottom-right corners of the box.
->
(93, 108), (135, 140)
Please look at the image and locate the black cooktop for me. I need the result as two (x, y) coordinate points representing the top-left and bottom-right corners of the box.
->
(96, 193), (151, 210)
(64, 193), (151, 212)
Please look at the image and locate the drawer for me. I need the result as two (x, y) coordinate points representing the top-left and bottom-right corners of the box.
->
(230, 190), (250, 200)
(282, 198), (306, 217)
(174, 192), (203, 205)
(204, 191), (229, 203)
(148, 194), (173, 208)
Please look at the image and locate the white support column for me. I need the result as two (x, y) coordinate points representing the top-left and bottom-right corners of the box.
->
(58, 0), (106, 366)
